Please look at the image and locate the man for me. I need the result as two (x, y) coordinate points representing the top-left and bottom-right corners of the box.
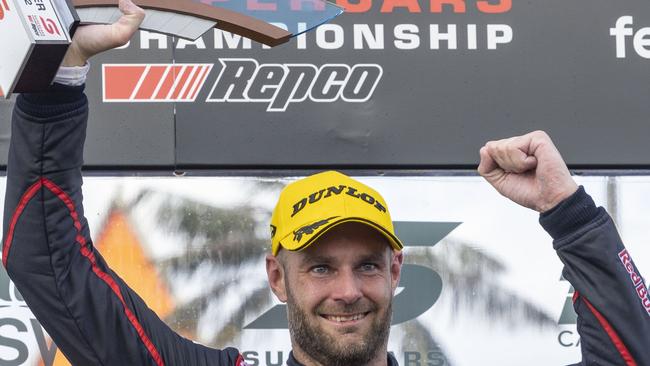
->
(3, 1), (649, 365)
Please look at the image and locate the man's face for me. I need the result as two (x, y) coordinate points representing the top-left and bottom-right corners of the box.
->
(266, 222), (403, 366)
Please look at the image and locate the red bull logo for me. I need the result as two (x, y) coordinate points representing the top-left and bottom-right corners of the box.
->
(619, 249), (650, 316)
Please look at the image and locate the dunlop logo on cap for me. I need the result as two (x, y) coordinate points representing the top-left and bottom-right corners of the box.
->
(291, 185), (387, 217)
(270, 171), (403, 256)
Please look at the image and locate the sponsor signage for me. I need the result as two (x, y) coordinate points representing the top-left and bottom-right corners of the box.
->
(0, 0), (648, 167)
(102, 63), (214, 102)
(610, 16), (650, 59)
(0, 0), (343, 96)
(619, 249), (650, 316)
(102, 59), (383, 111)
(4, 0), (650, 166)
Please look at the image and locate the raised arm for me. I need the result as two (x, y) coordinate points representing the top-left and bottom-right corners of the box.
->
(478, 131), (650, 365)
(2, 1), (243, 364)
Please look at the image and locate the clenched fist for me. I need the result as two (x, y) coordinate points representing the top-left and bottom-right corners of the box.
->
(478, 130), (578, 213)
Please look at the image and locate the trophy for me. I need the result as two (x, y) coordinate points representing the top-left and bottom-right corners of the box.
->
(0, 0), (343, 97)
(0, 0), (78, 96)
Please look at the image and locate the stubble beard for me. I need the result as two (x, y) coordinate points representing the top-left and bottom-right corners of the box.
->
(286, 286), (392, 366)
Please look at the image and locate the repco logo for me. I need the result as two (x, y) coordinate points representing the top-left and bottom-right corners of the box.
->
(0, 0), (10, 21)
(206, 58), (383, 112)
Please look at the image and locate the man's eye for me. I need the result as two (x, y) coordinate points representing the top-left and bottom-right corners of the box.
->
(311, 265), (329, 274)
(360, 263), (378, 272)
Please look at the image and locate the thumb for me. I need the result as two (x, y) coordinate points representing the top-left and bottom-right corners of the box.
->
(481, 135), (539, 175)
(478, 146), (499, 177)
(515, 154), (537, 173)
(502, 134), (537, 174)
(497, 135), (538, 174)
(111, 0), (146, 47)
(62, 0), (145, 66)
(118, 0), (145, 23)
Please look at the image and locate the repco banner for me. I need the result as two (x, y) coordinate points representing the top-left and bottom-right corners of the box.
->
(101, 60), (383, 112)
(0, 0), (644, 168)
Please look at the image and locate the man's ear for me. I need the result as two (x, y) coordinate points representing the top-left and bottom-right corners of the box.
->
(266, 253), (288, 302)
(390, 250), (404, 293)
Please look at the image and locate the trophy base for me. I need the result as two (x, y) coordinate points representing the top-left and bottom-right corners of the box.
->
(12, 44), (70, 94)
(0, 0), (78, 96)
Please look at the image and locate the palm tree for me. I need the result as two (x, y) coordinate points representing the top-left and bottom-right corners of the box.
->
(122, 181), (282, 346)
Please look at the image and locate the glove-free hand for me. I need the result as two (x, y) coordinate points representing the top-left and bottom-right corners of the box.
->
(478, 130), (578, 213)
(62, 0), (145, 67)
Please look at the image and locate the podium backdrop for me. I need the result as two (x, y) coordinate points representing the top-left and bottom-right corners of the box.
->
(1, 0), (650, 168)
(1, 1), (650, 365)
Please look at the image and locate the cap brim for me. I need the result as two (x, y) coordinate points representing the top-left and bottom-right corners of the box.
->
(276, 217), (403, 255)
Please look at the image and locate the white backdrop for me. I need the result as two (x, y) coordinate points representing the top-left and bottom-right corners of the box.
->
(0, 175), (648, 366)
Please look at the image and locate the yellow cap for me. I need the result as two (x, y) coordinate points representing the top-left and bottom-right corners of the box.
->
(270, 171), (403, 256)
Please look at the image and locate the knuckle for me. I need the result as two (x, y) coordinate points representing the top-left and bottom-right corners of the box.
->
(505, 137), (518, 147)
(532, 130), (549, 139)
(486, 141), (501, 152)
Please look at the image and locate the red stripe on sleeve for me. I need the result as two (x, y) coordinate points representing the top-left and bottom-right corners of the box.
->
(581, 296), (637, 366)
(236, 354), (249, 366)
(3, 180), (43, 268)
(41, 178), (165, 366)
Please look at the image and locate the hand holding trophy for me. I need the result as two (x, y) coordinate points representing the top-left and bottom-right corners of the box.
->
(62, 0), (144, 67)
(0, 0), (343, 96)
(0, 0), (78, 95)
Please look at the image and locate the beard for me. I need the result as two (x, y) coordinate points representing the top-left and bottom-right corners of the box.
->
(286, 286), (392, 366)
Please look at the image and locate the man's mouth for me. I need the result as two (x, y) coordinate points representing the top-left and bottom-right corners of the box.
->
(322, 312), (369, 323)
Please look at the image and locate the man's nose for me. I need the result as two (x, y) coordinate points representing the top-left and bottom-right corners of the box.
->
(331, 269), (363, 304)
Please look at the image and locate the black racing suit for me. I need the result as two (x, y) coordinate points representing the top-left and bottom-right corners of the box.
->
(2, 84), (649, 365)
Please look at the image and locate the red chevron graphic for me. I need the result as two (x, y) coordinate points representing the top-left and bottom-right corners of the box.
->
(0, 0), (10, 21)
(103, 64), (213, 102)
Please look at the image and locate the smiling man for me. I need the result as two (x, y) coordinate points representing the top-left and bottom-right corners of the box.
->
(274, 223), (398, 365)
(266, 171), (404, 366)
(2, 1), (649, 365)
